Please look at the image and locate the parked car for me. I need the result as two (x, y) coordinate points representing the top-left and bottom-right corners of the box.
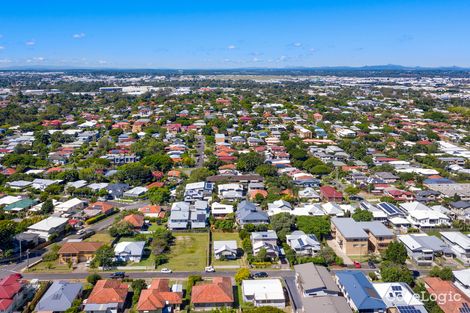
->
(110, 272), (126, 279)
(368, 260), (376, 269)
(205, 266), (215, 272)
(353, 261), (362, 269)
(253, 272), (268, 278)
(160, 268), (172, 273)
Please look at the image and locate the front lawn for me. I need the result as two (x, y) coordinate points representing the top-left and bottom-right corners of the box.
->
(159, 232), (209, 271)
(27, 260), (73, 273)
(85, 232), (114, 244)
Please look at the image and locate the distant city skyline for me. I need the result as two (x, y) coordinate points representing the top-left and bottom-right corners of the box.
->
(1, 0), (469, 69)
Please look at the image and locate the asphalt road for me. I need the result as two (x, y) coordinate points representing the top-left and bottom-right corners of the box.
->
(195, 135), (205, 168)
(21, 269), (296, 280)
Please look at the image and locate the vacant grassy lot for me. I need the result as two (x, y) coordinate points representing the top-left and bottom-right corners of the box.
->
(212, 231), (246, 268)
(85, 232), (114, 244)
(27, 260), (72, 273)
(159, 232), (209, 271)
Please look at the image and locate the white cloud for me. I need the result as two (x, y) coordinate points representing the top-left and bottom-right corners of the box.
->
(0, 34), (3, 39)
(27, 57), (45, 63)
(0, 58), (11, 64)
(292, 42), (302, 47)
(73, 32), (86, 39)
(227, 44), (236, 50)
(98, 60), (108, 65)
(0, 46), (4, 50)
(25, 40), (35, 46)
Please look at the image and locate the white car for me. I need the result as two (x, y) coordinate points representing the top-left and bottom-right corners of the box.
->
(160, 268), (172, 273)
(205, 266), (215, 272)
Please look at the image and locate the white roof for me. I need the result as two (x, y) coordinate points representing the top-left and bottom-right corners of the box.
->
(28, 216), (68, 231)
(242, 279), (285, 301)
(185, 182), (206, 190)
(441, 231), (470, 249)
(0, 195), (22, 205)
(55, 198), (84, 210)
(211, 202), (234, 214)
(114, 241), (145, 255)
(453, 269), (470, 286)
(214, 240), (238, 252)
(373, 282), (424, 308)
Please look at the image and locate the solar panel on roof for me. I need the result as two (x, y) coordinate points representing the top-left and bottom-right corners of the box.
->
(392, 286), (402, 291)
(460, 303), (470, 313)
(397, 306), (421, 313)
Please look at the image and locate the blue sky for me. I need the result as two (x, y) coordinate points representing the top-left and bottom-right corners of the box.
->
(0, 0), (469, 68)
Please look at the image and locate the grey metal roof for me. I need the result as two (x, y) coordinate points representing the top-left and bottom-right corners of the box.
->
(294, 263), (339, 293)
(302, 296), (352, 313)
(357, 221), (394, 238)
(36, 281), (82, 312)
(331, 218), (368, 239)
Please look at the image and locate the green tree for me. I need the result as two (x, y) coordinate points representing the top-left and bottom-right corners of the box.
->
(86, 273), (102, 285)
(270, 213), (296, 241)
(296, 216), (330, 240)
(109, 221), (134, 237)
(236, 152), (264, 172)
(384, 241), (408, 265)
(94, 245), (115, 270)
(255, 164), (278, 177)
(131, 279), (147, 304)
(380, 261), (414, 285)
(235, 268), (251, 284)
(147, 187), (171, 205)
(352, 208), (373, 222)
(41, 199), (54, 214)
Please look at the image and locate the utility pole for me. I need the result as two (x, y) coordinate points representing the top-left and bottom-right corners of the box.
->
(26, 249), (30, 268)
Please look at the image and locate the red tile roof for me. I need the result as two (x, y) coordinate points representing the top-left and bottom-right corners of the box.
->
(136, 279), (182, 311)
(123, 214), (145, 228)
(87, 280), (128, 304)
(424, 277), (470, 313)
(191, 277), (234, 304)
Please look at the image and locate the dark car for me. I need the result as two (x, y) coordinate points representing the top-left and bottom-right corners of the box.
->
(350, 195), (365, 201)
(253, 272), (268, 278)
(110, 272), (126, 279)
(368, 260), (376, 269)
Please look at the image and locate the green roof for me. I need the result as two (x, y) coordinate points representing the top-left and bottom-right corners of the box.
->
(4, 198), (38, 211)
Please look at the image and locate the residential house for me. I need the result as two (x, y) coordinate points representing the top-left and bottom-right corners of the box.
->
(0, 274), (29, 313)
(191, 277), (234, 311)
(138, 205), (164, 219)
(217, 183), (244, 200)
(286, 231), (321, 256)
(453, 269), (470, 299)
(267, 200), (293, 216)
(423, 277), (470, 313)
(251, 230), (279, 258)
(211, 202), (234, 219)
(400, 202), (451, 228)
(214, 241), (238, 260)
(373, 282), (427, 313)
(54, 198), (86, 216)
(83, 202), (114, 218)
(294, 263), (341, 297)
(440, 231), (470, 266)
(236, 201), (269, 227)
(184, 182), (214, 202)
(84, 280), (128, 313)
(320, 186), (344, 202)
(168, 202), (190, 230)
(27, 216), (69, 240)
(398, 234), (451, 266)
(114, 241), (145, 263)
(335, 271), (386, 313)
(136, 279), (182, 313)
(123, 214), (145, 230)
(58, 241), (103, 264)
(241, 279), (285, 308)
(123, 187), (147, 198)
(36, 281), (82, 313)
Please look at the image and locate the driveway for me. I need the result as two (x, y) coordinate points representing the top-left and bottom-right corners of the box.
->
(285, 276), (302, 312)
(326, 239), (353, 266)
